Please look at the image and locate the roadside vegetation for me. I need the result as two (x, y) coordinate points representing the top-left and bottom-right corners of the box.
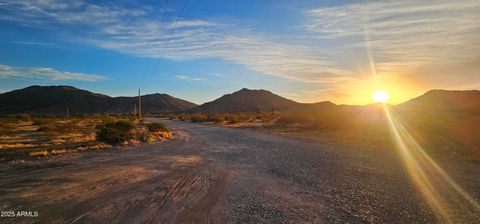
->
(168, 112), (278, 125)
(95, 119), (136, 144)
(0, 115), (106, 159)
(147, 122), (169, 132)
(0, 115), (172, 160)
(95, 118), (172, 144)
(168, 106), (480, 162)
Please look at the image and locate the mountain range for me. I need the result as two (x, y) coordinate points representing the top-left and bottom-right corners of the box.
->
(0, 85), (479, 115)
(0, 85), (196, 115)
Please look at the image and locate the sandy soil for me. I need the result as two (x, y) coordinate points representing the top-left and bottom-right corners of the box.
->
(0, 119), (479, 223)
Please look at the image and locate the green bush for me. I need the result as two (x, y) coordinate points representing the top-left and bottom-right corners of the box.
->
(147, 122), (168, 132)
(95, 119), (136, 144)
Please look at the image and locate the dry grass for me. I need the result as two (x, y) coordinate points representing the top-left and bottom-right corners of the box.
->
(0, 116), (173, 160)
(169, 112), (278, 125)
(0, 116), (110, 159)
(270, 107), (480, 161)
(169, 107), (480, 162)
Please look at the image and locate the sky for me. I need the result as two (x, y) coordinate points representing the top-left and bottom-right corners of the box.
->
(0, 0), (479, 105)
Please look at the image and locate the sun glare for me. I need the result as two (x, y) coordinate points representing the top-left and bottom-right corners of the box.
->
(372, 90), (390, 103)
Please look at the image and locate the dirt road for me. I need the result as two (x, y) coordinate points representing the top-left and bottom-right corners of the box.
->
(1, 120), (479, 223)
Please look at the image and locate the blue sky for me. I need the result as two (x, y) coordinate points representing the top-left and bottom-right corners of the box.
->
(0, 0), (479, 104)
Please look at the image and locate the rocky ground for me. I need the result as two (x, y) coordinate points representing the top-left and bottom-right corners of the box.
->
(0, 119), (478, 223)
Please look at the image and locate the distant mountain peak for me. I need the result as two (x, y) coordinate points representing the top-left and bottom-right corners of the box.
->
(236, 88), (268, 92)
(0, 85), (197, 115)
(188, 88), (334, 114)
(25, 85), (78, 90)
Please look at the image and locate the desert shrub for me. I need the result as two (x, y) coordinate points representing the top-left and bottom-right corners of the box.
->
(275, 112), (312, 127)
(59, 120), (83, 132)
(238, 113), (255, 122)
(147, 122), (168, 132)
(95, 119), (136, 144)
(190, 114), (208, 123)
(207, 114), (225, 123)
(275, 107), (390, 133)
(101, 116), (117, 123)
(167, 114), (178, 120)
(265, 115), (278, 122)
(255, 112), (277, 122)
(15, 113), (31, 121)
(226, 114), (239, 124)
(32, 118), (49, 125)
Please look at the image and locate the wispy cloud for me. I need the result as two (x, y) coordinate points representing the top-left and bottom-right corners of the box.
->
(3, 41), (54, 45)
(0, 0), (478, 103)
(207, 72), (223, 77)
(0, 64), (106, 81)
(0, 0), (348, 84)
(169, 20), (215, 29)
(304, 0), (480, 76)
(175, 74), (203, 81)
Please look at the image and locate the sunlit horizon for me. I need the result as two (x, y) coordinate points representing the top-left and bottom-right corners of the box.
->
(0, 1), (479, 223)
(1, 0), (479, 105)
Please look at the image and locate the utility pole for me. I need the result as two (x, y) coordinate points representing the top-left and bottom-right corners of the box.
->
(66, 107), (69, 119)
(138, 89), (142, 121)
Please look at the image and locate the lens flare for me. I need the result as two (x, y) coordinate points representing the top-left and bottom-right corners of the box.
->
(382, 105), (480, 223)
(372, 90), (390, 103)
(360, 4), (479, 221)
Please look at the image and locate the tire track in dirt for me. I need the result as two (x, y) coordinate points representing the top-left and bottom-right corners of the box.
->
(0, 120), (479, 223)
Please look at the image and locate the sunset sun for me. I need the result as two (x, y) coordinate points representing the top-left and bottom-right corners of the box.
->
(0, 1), (479, 223)
(372, 90), (391, 103)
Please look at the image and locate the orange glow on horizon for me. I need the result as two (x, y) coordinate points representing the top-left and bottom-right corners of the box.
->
(372, 90), (390, 103)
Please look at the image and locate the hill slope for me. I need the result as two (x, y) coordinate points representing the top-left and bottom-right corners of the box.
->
(188, 88), (335, 114)
(399, 90), (480, 111)
(111, 93), (197, 114)
(0, 85), (197, 115)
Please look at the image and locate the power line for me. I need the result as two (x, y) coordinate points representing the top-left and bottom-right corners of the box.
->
(140, 0), (170, 84)
(143, 0), (190, 89)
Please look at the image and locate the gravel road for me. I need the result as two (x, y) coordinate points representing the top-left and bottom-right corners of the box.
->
(0, 119), (479, 223)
